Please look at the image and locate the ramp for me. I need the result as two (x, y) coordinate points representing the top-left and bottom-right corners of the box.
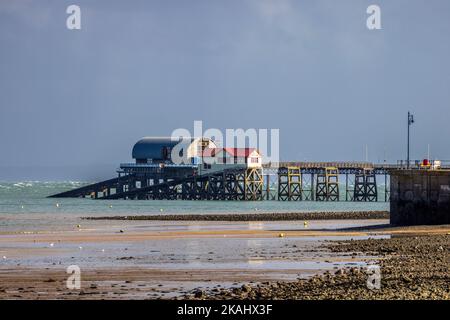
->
(48, 176), (125, 198)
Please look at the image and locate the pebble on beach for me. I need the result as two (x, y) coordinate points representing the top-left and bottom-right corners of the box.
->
(187, 234), (450, 300)
(82, 211), (389, 222)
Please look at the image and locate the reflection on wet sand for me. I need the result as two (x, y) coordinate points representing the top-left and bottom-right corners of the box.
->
(0, 219), (394, 299)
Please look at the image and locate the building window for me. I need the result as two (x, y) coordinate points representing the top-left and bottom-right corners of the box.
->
(251, 157), (259, 163)
(203, 163), (211, 170)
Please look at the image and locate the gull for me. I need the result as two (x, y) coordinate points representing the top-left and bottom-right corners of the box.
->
(50, 243), (54, 247)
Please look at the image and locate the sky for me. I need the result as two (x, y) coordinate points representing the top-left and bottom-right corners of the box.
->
(1, 0), (450, 180)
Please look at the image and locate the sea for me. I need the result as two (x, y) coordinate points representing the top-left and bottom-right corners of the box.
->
(0, 181), (389, 232)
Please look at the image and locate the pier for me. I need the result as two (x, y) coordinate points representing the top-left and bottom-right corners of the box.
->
(49, 161), (395, 202)
(49, 137), (450, 203)
(263, 162), (393, 202)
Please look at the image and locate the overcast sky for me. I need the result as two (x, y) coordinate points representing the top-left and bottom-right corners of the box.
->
(1, 0), (450, 180)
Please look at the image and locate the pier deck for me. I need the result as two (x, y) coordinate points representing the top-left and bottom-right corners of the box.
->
(48, 161), (450, 202)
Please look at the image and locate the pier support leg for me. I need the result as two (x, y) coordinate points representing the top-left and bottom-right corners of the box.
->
(353, 169), (377, 202)
(316, 167), (339, 201)
(346, 173), (349, 201)
(384, 173), (390, 202)
(265, 175), (271, 200)
(277, 167), (301, 201)
(245, 168), (263, 201)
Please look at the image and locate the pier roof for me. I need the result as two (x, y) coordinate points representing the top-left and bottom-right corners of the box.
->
(132, 137), (181, 160)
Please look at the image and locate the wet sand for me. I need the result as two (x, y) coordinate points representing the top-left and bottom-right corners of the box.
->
(0, 216), (448, 300)
(188, 230), (450, 300)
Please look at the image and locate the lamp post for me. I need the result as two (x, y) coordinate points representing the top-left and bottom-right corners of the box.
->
(407, 111), (414, 169)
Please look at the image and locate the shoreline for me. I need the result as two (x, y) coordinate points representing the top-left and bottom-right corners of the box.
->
(186, 233), (450, 300)
(1, 217), (448, 300)
(83, 210), (389, 221)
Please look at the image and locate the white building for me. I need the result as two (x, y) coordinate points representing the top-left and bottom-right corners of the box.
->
(199, 147), (262, 174)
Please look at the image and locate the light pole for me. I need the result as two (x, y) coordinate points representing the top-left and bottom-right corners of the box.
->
(407, 111), (414, 169)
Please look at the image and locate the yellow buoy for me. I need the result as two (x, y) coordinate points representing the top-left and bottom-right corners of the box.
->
(278, 233), (285, 238)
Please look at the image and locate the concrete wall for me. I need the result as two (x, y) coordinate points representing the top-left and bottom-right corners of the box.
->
(390, 170), (450, 225)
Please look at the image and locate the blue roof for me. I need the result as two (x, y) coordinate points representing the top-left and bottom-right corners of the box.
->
(132, 137), (183, 160)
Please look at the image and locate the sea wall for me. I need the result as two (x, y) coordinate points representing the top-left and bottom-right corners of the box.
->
(390, 170), (450, 225)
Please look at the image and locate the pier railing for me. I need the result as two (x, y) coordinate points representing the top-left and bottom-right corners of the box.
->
(395, 160), (450, 170)
(263, 161), (450, 171)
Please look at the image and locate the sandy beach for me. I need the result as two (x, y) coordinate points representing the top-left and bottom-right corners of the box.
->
(0, 211), (448, 300)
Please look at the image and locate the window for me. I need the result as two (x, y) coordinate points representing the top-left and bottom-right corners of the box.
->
(251, 157), (259, 163)
(203, 163), (211, 170)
